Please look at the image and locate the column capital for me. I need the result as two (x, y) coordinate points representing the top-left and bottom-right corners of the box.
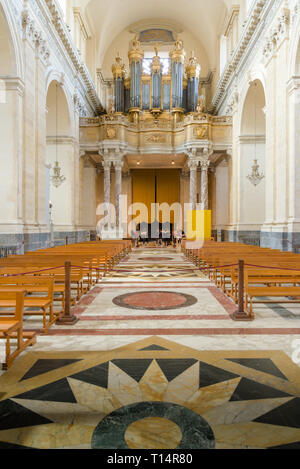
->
(188, 159), (199, 171)
(200, 159), (210, 170)
(98, 142), (128, 160)
(184, 143), (213, 160)
(102, 160), (112, 171)
(113, 160), (124, 170)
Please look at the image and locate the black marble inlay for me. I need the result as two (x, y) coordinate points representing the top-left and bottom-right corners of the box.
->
(70, 362), (109, 388)
(111, 359), (153, 382)
(91, 401), (215, 449)
(254, 397), (300, 428)
(199, 362), (240, 388)
(229, 378), (291, 402)
(268, 441), (300, 449)
(15, 378), (77, 403)
(21, 359), (82, 381)
(156, 359), (198, 382)
(0, 441), (38, 449)
(226, 358), (287, 380)
(0, 399), (52, 431)
(139, 345), (169, 351)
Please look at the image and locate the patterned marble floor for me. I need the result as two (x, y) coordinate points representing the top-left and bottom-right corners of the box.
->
(1, 246), (300, 449)
(1, 337), (300, 449)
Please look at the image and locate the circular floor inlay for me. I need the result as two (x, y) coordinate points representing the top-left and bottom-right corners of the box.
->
(125, 417), (182, 449)
(91, 401), (215, 449)
(113, 291), (198, 310)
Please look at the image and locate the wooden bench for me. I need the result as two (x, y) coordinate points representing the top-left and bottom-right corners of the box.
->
(0, 276), (56, 333)
(0, 291), (37, 370)
(244, 269), (300, 317)
(183, 241), (300, 319)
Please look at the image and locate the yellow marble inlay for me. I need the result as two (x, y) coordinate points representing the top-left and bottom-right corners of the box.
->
(125, 417), (182, 449)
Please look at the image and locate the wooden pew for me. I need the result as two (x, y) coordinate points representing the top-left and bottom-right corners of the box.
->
(183, 240), (300, 319)
(0, 276), (55, 333)
(0, 291), (37, 370)
(244, 268), (300, 317)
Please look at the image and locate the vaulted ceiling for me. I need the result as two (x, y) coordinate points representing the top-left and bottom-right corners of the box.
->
(76, 0), (243, 71)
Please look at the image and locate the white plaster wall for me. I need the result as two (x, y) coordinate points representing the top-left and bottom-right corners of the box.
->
(0, 88), (21, 227)
(82, 165), (96, 228)
(215, 162), (229, 228)
(239, 141), (266, 226)
(46, 143), (75, 228)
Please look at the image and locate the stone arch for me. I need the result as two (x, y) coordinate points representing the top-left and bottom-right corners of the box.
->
(45, 70), (75, 135)
(238, 78), (266, 241)
(0, 1), (23, 78)
(46, 80), (72, 137)
(46, 79), (76, 241)
(240, 79), (266, 136)
(0, 2), (24, 254)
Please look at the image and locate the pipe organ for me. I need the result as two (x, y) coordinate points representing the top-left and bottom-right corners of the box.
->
(111, 37), (201, 115)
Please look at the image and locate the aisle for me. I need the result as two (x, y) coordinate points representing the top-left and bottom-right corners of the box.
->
(46, 246), (300, 337)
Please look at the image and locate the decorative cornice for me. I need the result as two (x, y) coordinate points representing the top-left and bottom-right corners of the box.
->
(262, 7), (290, 63)
(0, 77), (25, 96)
(22, 7), (50, 65)
(287, 75), (300, 93)
(44, 0), (104, 115)
(211, 0), (267, 113)
(73, 7), (91, 40)
(46, 136), (76, 145)
(225, 87), (239, 116)
(74, 90), (88, 117)
(224, 6), (240, 37)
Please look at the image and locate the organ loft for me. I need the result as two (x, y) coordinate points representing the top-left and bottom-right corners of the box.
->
(79, 37), (232, 240)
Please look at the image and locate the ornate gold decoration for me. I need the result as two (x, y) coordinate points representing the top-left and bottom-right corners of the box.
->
(106, 127), (117, 139)
(169, 39), (185, 63)
(186, 51), (201, 79)
(112, 52), (126, 80)
(194, 126), (208, 140)
(146, 134), (166, 144)
(128, 35), (144, 63)
(124, 77), (131, 90)
(151, 44), (161, 73)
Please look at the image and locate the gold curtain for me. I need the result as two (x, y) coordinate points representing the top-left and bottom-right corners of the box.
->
(156, 169), (180, 223)
(132, 169), (156, 223)
(132, 168), (180, 223)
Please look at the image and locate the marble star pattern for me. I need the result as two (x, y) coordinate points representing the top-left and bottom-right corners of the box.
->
(107, 264), (205, 280)
(0, 337), (300, 449)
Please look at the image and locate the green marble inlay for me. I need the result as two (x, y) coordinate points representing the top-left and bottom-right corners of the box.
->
(91, 401), (215, 449)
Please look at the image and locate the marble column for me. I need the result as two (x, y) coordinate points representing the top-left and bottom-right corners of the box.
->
(114, 160), (124, 229)
(200, 160), (210, 210)
(188, 160), (198, 211)
(102, 160), (111, 229)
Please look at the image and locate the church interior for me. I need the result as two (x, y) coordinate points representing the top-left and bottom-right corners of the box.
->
(0, 0), (300, 450)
